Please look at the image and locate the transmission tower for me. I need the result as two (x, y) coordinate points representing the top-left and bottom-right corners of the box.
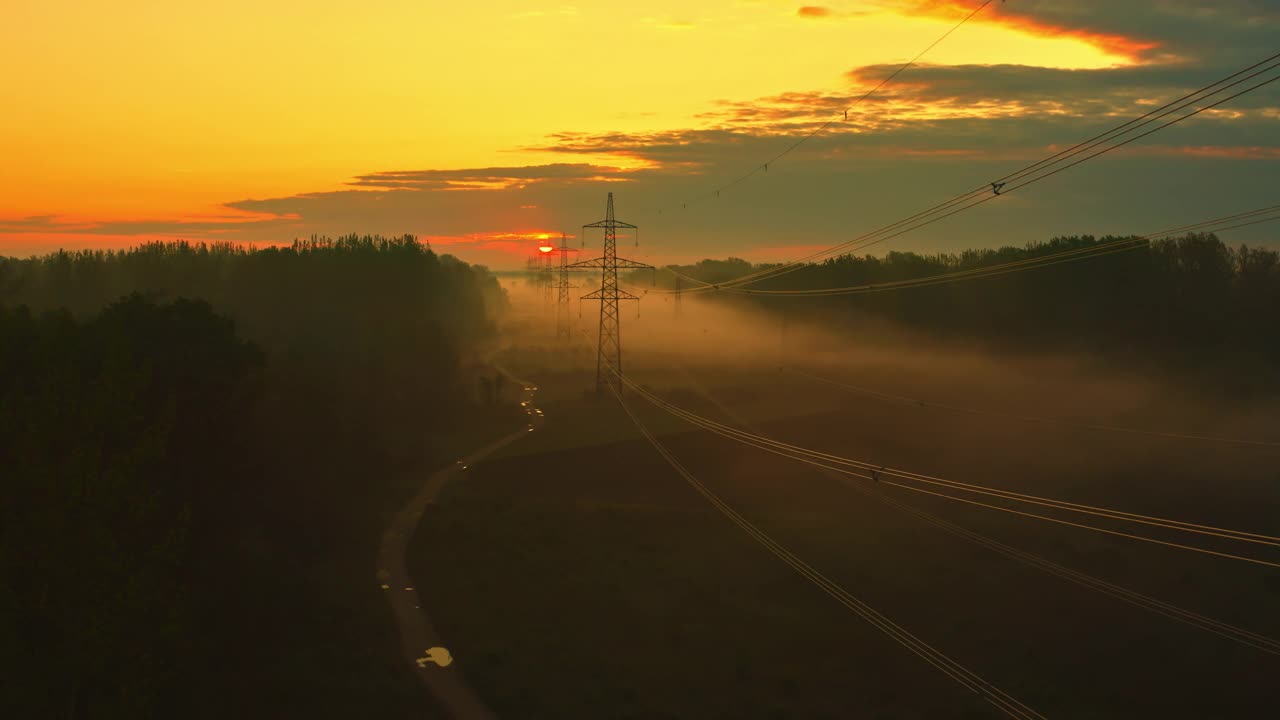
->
(571, 193), (653, 396)
(552, 233), (581, 339)
(529, 248), (555, 305)
(674, 274), (682, 317)
(542, 251), (553, 304)
(525, 254), (539, 296)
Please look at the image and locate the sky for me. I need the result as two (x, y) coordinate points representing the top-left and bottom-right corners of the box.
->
(2, 0), (1278, 267)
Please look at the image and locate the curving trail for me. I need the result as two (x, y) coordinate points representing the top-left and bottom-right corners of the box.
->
(377, 369), (543, 719)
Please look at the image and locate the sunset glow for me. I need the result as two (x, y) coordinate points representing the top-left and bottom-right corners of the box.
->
(2, 2), (1275, 265)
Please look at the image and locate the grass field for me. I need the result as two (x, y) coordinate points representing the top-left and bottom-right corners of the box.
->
(405, 332), (1280, 718)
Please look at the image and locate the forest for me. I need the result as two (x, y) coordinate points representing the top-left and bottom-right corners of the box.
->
(0, 237), (514, 718)
(645, 233), (1280, 377)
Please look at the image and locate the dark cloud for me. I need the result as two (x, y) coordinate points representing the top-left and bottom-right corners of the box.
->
(845, 62), (1263, 105)
(798, 6), (834, 18)
(899, 0), (1280, 63)
(348, 163), (639, 189)
(532, 110), (1280, 169)
(690, 60), (1280, 132)
(0, 216), (68, 232)
(1, 213), (299, 237)
(18, 137), (1273, 269)
(83, 216), (301, 236)
(211, 46), (1278, 268)
(205, 111), (1278, 269)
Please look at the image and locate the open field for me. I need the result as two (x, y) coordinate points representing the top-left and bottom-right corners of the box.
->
(407, 309), (1280, 718)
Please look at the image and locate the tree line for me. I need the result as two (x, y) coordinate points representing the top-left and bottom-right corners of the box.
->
(645, 233), (1280, 373)
(1, 236), (515, 717)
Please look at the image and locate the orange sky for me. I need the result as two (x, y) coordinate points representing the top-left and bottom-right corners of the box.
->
(9, 1), (1272, 265)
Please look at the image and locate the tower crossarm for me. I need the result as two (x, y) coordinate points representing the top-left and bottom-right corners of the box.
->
(569, 256), (652, 270)
(613, 256), (654, 270)
(581, 288), (641, 301)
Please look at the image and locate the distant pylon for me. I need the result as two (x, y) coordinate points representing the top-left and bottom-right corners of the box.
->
(543, 251), (553, 304)
(527, 253), (541, 303)
(674, 274), (682, 317)
(571, 193), (653, 396)
(552, 233), (581, 339)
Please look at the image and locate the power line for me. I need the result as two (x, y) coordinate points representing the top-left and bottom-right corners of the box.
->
(608, 380), (1047, 719)
(634, 379), (1280, 569)
(672, 361), (1280, 656)
(656, 52), (1280, 294)
(607, 369), (1280, 567)
(722, 205), (1280, 296)
(658, 375), (1280, 547)
(646, 0), (998, 217)
(646, 202), (1280, 299)
(714, 53), (1280, 291)
(787, 365), (1280, 448)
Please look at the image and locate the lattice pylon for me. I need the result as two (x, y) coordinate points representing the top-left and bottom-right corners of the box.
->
(552, 233), (581, 340)
(570, 193), (653, 396)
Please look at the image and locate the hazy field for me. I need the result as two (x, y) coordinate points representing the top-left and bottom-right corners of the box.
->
(405, 286), (1280, 718)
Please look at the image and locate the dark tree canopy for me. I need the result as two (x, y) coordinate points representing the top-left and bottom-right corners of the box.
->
(0, 236), (513, 718)
(643, 233), (1280, 367)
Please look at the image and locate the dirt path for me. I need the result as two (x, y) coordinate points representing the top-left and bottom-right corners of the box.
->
(377, 372), (543, 719)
